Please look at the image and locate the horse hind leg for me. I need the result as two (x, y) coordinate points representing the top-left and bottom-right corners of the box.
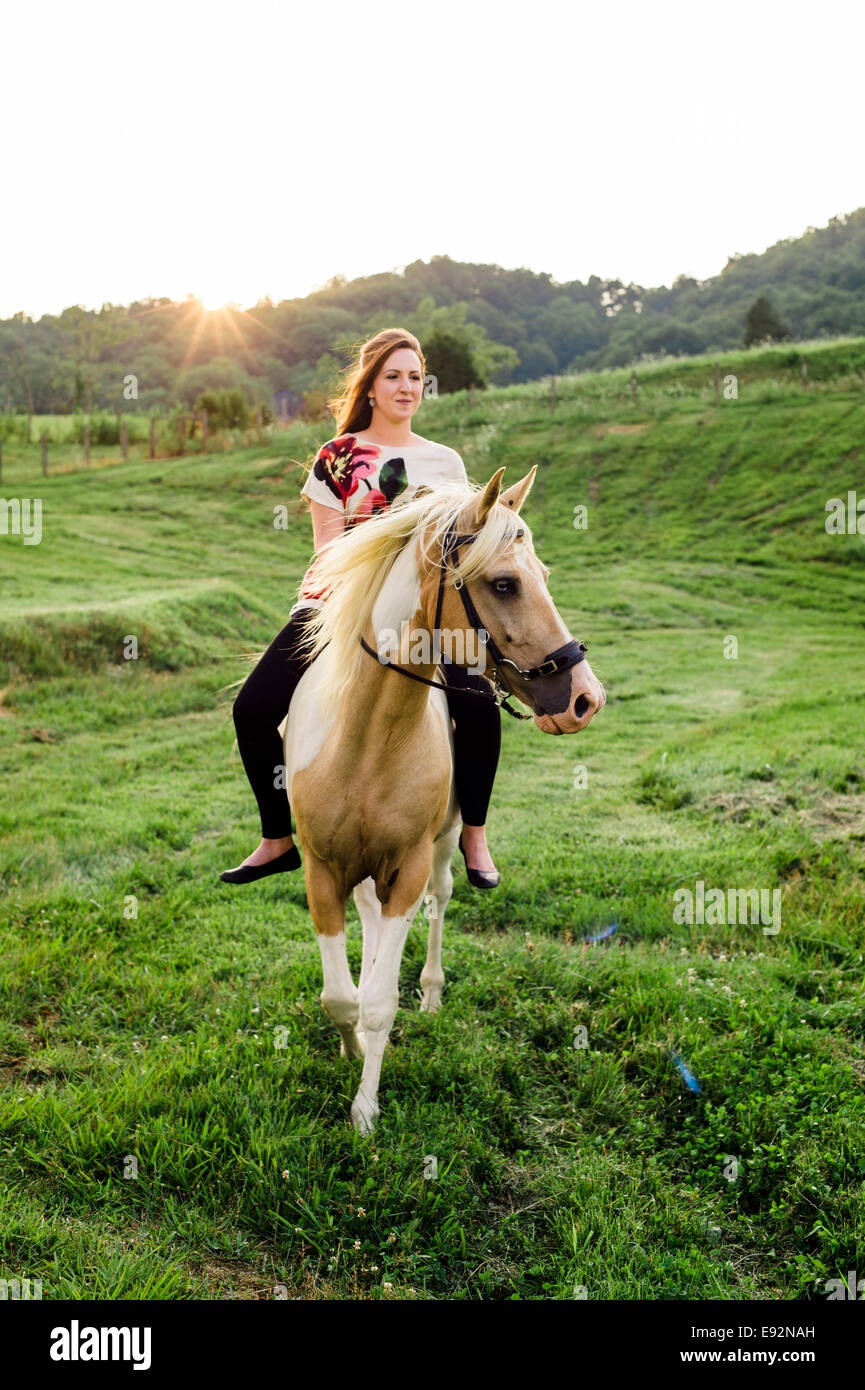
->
(420, 821), (460, 1014)
(305, 852), (364, 1060)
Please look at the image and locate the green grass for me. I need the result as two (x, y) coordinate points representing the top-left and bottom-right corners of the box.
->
(1, 340), (864, 1299)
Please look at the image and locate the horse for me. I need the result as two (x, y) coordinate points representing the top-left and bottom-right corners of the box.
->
(281, 465), (605, 1132)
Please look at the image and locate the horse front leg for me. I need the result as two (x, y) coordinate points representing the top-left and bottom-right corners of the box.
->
(351, 848), (431, 1134)
(305, 851), (364, 1060)
(352, 877), (385, 1059)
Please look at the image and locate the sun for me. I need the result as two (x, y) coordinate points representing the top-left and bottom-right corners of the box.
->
(200, 294), (228, 312)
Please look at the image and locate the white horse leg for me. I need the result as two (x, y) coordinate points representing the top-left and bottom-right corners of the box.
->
(351, 872), (428, 1134)
(353, 877), (383, 998)
(305, 853), (363, 1060)
(316, 931), (363, 1060)
(420, 821), (461, 1013)
(351, 876), (385, 1061)
(351, 907), (418, 1135)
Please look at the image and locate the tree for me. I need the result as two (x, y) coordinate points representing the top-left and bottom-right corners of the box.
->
(512, 338), (557, 383)
(638, 318), (703, 356)
(536, 296), (605, 366)
(194, 388), (250, 428)
(422, 329), (483, 392)
(0, 320), (56, 415)
(55, 305), (130, 411)
(744, 295), (791, 347)
(403, 297), (512, 384)
(176, 357), (258, 408)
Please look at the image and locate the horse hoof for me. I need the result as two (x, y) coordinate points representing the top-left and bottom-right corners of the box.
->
(351, 1094), (379, 1135)
(420, 979), (444, 1013)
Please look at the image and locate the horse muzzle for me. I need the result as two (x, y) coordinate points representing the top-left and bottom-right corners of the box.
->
(524, 659), (606, 734)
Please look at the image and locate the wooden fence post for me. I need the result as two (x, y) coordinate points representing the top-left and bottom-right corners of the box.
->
(178, 415), (186, 457)
(801, 356), (808, 390)
(550, 375), (556, 412)
(41, 432), (48, 476)
(201, 409), (209, 451)
(256, 403), (262, 440)
(121, 418), (128, 461)
(714, 361), (720, 402)
(630, 371), (638, 405)
(150, 417), (156, 460)
(84, 423), (90, 466)
(27, 413), (32, 444)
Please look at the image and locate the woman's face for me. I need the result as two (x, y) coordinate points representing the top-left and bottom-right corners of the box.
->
(371, 348), (424, 423)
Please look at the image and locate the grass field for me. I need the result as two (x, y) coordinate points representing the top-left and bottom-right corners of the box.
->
(1, 345), (864, 1299)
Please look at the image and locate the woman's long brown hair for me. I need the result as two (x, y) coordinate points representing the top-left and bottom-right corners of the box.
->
(328, 328), (426, 436)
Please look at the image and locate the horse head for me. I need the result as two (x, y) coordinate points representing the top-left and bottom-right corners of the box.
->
(432, 466), (606, 735)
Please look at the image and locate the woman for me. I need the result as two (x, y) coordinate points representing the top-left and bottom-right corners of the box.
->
(221, 328), (502, 889)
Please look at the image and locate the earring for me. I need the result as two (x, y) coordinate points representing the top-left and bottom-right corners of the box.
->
(368, 396), (374, 406)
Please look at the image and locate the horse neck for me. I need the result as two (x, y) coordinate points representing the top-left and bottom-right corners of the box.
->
(338, 535), (440, 747)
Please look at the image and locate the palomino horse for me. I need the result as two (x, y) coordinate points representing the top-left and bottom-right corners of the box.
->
(282, 466), (605, 1132)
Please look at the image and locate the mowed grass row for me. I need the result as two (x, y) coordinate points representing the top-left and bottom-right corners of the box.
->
(1, 346), (864, 1298)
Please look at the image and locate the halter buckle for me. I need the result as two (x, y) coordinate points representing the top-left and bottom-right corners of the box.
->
(537, 658), (559, 676)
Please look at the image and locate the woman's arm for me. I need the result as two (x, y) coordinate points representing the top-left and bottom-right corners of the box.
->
(309, 499), (345, 553)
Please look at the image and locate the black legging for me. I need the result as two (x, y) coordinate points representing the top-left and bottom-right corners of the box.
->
(232, 608), (502, 839)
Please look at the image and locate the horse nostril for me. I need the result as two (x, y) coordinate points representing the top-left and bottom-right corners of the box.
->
(573, 694), (590, 718)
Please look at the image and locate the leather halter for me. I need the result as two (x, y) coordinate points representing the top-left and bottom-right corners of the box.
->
(359, 520), (588, 720)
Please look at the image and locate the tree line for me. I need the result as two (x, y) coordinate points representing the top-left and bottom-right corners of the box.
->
(1, 207), (862, 417)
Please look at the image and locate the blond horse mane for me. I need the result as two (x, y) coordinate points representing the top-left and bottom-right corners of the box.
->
(293, 481), (532, 718)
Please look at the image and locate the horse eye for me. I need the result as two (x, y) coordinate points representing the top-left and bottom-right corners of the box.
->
(492, 577), (517, 595)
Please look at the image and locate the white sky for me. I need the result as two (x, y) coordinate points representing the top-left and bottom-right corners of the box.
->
(2, 0), (863, 320)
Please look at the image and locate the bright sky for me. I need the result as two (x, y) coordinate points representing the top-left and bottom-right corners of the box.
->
(3, 0), (863, 320)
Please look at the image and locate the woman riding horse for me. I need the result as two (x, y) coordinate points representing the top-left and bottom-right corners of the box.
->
(221, 328), (502, 889)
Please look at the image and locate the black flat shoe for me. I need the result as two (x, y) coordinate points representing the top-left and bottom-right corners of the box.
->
(458, 831), (500, 890)
(220, 844), (301, 884)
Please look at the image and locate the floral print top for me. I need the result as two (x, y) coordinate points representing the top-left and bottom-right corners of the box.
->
(291, 433), (467, 615)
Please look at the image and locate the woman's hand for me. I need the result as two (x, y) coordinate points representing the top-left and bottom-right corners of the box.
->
(309, 500), (346, 554)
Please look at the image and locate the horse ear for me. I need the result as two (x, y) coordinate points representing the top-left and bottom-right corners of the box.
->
(471, 467), (506, 527)
(499, 465), (537, 514)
